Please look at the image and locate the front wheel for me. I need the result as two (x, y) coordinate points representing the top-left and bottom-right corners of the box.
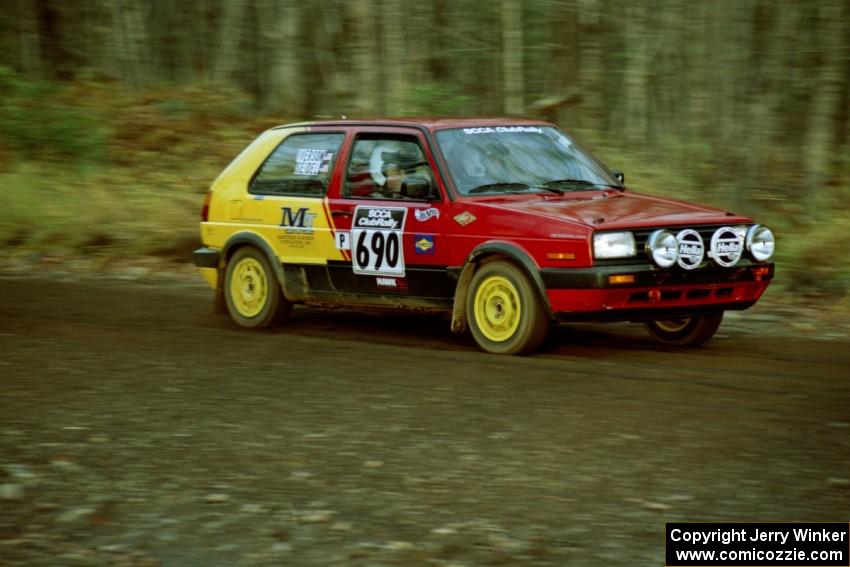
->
(224, 247), (291, 329)
(643, 312), (724, 347)
(466, 261), (549, 355)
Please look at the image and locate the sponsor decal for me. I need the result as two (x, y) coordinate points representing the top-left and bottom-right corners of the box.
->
(351, 206), (407, 277)
(280, 206), (316, 233)
(294, 148), (333, 176)
(279, 206), (317, 249)
(355, 207), (403, 229)
(375, 276), (408, 291)
(414, 207), (440, 222)
(709, 226), (743, 267)
(463, 126), (543, 135)
(319, 151), (334, 173)
(453, 211), (477, 226)
(414, 235), (435, 254)
(676, 229), (705, 270)
(335, 231), (351, 250)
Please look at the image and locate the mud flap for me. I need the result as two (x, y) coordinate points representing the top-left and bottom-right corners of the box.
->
(450, 264), (475, 333)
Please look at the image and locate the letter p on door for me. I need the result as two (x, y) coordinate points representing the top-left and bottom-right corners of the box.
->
(335, 231), (351, 250)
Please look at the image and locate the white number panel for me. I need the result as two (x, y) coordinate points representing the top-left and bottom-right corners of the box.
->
(351, 206), (407, 277)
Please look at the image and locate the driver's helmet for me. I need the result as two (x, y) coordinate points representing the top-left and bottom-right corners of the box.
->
(370, 142), (425, 185)
(369, 144), (398, 186)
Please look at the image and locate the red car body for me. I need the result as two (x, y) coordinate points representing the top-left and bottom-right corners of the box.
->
(194, 118), (775, 353)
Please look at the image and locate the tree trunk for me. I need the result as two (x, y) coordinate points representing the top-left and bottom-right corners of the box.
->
(501, 0), (523, 115)
(107, 0), (150, 87)
(214, 0), (244, 87)
(622, 1), (648, 143)
(382, 0), (406, 115)
(829, 0), (850, 179)
(256, 0), (300, 113)
(803, 1), (844, 193)
(350, 0), (380, 115)
(15, 0), (42, 75)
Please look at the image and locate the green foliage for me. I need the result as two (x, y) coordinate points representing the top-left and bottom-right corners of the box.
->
(0, 66), (109, 165)
(773, 214), (850, 297)
(405, 82), (473, 116)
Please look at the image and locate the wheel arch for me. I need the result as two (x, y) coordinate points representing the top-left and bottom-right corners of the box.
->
(220, 232), (288, 301)
(450, 241), (552, 333)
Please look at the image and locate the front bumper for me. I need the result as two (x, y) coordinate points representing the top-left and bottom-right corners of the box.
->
(542, 261), (774, 321)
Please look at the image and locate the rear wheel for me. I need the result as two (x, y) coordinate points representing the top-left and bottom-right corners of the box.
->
(644, 312), (723, 347)
(224, 247), (290, 329)
(466, 261), (549, 355)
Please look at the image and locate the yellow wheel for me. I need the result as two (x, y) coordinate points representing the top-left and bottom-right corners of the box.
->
(466, 260), (548, 355)
(229, 257), (267, 318)
(473, 275), (522, 342)
(644, 312), (724, 347)
(224, 247), (290, 329)
(653, 318), (691, 334)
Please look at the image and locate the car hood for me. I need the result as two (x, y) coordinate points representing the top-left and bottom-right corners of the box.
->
(495, 191), (750, 229)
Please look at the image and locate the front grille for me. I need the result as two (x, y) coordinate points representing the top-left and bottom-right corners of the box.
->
(627, 285), (737, 306)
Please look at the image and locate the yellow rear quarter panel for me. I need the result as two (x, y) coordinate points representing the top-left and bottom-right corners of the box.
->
(199, 127), (344, 289)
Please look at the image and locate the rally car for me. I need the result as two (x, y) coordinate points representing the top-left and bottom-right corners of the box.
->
(193, 118), (775, 354)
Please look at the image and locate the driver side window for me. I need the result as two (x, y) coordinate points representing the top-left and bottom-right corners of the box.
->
(344, 135), (434, 200)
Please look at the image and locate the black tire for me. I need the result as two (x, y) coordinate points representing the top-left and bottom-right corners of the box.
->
(466, 260), (549, 355)
(224, 247), (291, 329)
(643, 312), (724, 347)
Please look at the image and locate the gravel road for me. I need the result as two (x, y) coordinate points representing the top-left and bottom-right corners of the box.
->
(1, 273), (848, 566)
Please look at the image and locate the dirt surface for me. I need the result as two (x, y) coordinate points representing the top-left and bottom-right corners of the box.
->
(1, 271), (848, 566)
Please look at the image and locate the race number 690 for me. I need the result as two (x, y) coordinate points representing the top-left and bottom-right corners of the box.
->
(351, 206), (407, 277)
(354, 230), (403, 276)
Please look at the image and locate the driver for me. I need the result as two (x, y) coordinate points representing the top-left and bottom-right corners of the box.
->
(379, 160), (405, 198)
(460, 150), (486, 178)
(441, 141), (482, 194)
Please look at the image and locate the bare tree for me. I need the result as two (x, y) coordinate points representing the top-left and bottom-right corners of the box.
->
(502, 0), (523, 114)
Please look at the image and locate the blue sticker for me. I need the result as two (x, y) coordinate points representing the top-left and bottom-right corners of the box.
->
(414, 235), (435, 254)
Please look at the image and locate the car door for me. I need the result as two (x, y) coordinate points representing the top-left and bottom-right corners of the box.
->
(326, 127), (453, 300)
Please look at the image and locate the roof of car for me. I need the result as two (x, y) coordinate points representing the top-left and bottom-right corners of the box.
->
(273, 117), (555, 132)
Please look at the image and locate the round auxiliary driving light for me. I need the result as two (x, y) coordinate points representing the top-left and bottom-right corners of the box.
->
(746, 225), (775, 261)
(676, 229), (705, 270)
(709, 226), (744, 267)
(646, 230), (679, 268)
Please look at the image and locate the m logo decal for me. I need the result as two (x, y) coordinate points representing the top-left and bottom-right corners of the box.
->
(280, 207), (315, 228)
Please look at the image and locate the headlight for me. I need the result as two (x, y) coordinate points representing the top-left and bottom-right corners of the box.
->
(646, 230), (678, 268)
(675, 229), (704, 270)
(746, 224), (775, 261)
(709, 226), (744, 267)
(593, 232), (636, 259)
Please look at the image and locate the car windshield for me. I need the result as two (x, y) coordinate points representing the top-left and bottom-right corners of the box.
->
(435, 126), (620, 196)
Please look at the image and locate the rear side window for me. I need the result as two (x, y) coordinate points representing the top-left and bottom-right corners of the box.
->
(250, 132), (344, 197)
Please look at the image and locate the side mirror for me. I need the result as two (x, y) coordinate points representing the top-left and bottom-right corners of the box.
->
(402, 175), (436, 200)
(611, 170), (625, 186)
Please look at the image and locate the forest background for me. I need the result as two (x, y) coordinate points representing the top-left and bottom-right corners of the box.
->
(1, 0), (848, 305)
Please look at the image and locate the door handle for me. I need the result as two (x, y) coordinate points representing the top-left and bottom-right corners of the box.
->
(331, 210), (353, 218)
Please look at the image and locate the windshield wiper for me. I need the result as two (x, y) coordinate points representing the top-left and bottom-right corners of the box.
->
(544, 178), (622, 191)
(468, 182), (530, 194)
